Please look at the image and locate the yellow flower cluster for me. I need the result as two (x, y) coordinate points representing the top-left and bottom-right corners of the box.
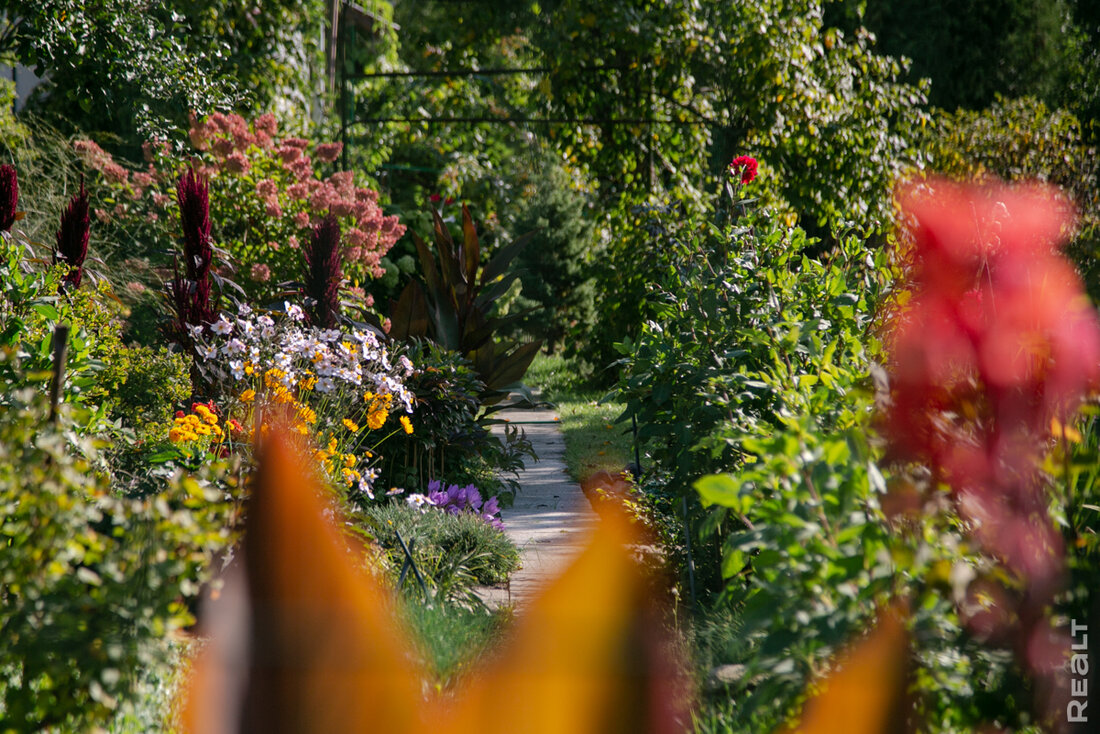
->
(314, 435), (340, 471)
(169, 404), (224, 444)
(364, 392), (393, 431)
(299, 372), (318, 392)
(400, 415), (414, 435)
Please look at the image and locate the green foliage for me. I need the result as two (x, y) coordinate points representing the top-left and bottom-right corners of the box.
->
(615, 211), (886, 503)
(852, 0), (1078, 111)
(690, 419), (891, 731)
(389, 206), (542, 399)
(378, 341), (535, 500)
(0, 391), (234, 732)
(102, 345), (191, 439)
(507, 157), (597, 351)
(0, 234), (114, 426)
(399, 601), (508, 689)
(361, 500), (520, 605)
(175, 0), (328, 117)
(2, 0), (239, 143)
(921, 96), (1100, 297)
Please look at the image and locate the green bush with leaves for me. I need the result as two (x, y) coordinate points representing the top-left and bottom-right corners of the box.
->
(377, 340), (534, 500)
(615, 210), (887, 504)
(0, 391), (234, 732)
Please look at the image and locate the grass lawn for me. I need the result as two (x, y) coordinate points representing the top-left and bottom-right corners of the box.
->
(525, 354), (635, 481)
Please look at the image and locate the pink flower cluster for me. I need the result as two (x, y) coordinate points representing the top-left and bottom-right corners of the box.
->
(186, 111), (405, 276)
(189, 111), (279, 155)
(73, 140), (129, 184)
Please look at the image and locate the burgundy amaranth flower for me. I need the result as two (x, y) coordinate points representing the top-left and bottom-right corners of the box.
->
(177, 167), (213, 284)
(0, 164), (18, 232)
(729, 155), (758, 184)
(304, 214), (343, 328)
(170, 168), (216, 350)
(54, 177), (90, 290)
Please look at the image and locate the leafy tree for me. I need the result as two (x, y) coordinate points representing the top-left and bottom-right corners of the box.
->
(850, 0), (1078, 112)
(1, 0), (238, 144)
(2, 0), (333, 149)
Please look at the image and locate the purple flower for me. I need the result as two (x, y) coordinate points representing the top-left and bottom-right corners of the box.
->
(55, 176), (90, 291)
(0, 165), (18, 232)
(481, 496), (500, 516)
(421, 479), (504, 529)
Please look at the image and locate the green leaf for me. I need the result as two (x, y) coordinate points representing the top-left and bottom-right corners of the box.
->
(30, 302), (60, 321)
(695, 473), (744, 509)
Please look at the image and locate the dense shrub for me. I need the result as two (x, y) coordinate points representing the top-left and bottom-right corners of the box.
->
(615, 209), (887, 503)
(375, 340), (534, 500)
(506, 157), (597, 352)
(75, 112), (405, 319)
(0, 391), (234, 731)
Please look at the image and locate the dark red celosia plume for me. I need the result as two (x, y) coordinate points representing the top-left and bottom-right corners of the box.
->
(0, 164), (17, 232)
(170, 168), (216, 362)
(177, 167), (213, 283)
(304, 213), (343, 328)
(55, 176), (90, 291)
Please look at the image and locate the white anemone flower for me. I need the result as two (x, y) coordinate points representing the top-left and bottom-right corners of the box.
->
(211, 316), (234, 336)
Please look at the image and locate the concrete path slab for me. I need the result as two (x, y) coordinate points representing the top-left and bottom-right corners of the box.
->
(478, 401), (598, 610)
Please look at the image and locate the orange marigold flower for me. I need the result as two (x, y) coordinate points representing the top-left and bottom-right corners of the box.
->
(399, 416), (413, 435)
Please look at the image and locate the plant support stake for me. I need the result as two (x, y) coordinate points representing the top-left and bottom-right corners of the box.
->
(48, 324), (69, 423)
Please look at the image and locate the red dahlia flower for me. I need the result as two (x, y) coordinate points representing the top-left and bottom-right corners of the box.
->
(729, 155), (758, 184)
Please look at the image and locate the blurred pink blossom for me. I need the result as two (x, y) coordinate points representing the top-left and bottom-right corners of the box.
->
(250, 263), (271, 282)
(314, 142), (343, 163)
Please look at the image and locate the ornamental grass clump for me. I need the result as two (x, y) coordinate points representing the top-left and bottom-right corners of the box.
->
(304, 213), (343, 328)
(54, 176), (90, 291)
(0, 164), (18, 233)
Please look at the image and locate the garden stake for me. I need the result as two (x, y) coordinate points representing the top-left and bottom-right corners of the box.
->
(394, 529), (429, 599)
(48, 324), (69, 424)
(631, 412), (642, 477)
(682, 495), (697, 609)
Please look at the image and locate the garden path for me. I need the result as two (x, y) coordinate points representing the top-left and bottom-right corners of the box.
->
(479, 397), (598, 610)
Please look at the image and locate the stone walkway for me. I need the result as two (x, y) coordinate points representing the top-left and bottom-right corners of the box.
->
(479, 399), (598, 610)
